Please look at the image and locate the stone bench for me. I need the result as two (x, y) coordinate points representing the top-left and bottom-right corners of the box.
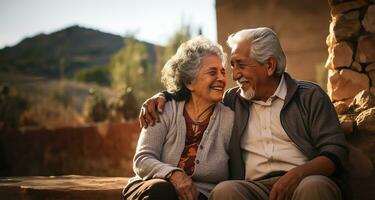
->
(0, 175), (129, 200)
(1, 174), (375, 200)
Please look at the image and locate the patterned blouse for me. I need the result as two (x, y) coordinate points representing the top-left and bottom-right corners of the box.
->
(177, 108), (212, 175)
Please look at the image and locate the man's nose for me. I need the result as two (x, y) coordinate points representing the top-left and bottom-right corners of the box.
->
(232, 67), (241, 80)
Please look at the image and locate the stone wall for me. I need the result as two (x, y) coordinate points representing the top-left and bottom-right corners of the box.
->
(326, 0), (375, 101)
(325, 1), (375, 194)
(0, 121), (140, 177)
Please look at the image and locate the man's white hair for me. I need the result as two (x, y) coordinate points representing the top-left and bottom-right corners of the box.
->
(227, 27), (286, 76)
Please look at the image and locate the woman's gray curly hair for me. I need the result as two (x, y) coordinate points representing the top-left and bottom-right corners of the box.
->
(161, 36), (226, 100)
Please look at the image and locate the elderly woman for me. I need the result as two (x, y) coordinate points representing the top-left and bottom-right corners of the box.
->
(122, 36), (234, 200)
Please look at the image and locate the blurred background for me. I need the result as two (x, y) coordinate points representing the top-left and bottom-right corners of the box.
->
(0, 0), (334, 178)
(2, 1), (375, 199)
(0, 0), (218, 129)
(0, 0), (331, 130)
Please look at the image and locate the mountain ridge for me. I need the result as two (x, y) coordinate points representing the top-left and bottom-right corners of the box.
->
(0, 25), (157, 79)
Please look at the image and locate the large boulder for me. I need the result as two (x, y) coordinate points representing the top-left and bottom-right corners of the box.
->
(330, 11), (361, 42)
(325, 41), (353, 69)
(356, 107), (375, 133)
(348, 145), (374, 178)
(328, 69), (370, 101)
(351, 61), (362, 72)
(348, 90), (375, 114)
(363, 5), (375, 33)
(334, 101), (350, 115)
(371, 87), (375, 96)
(338, 114), (355, 135)
(366, 63), (375, 87)
(356, 34), (375, 64)
(329, 0), (368, 15)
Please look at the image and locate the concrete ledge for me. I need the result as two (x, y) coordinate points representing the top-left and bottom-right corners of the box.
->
(0, 175), (128, 200)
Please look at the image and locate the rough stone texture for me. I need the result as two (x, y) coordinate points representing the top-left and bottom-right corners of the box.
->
(371, 86), (375, 96)
(331, 11), (361, 41)
(351, 61), (362, 72)
(326, 33), (336, 47)
(348, 90), (375, 114)
(366, 62), (375, 72)
(348, 135), (375, 200)
(325, 41), (353, 69)
(363, 5), (375, 33)
(356, 107), (375, 133)
(369, 70), (375, 86)
(326, 2), (375, 199)
(334, 101), (350, 114)
(348, 145), (374, 177)
(0, 121), (140, 177)
(356, 34), (375, 64)
(338, 114), (355, 134)
(330, 0), (367, 15)
(0, 175), (129, 200)
(365, 63), (375, 86)
(328, 69), (370, 101)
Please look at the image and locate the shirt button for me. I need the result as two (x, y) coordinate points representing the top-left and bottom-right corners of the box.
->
(195, 160), (200, 164)
(199, 145), (203, 149)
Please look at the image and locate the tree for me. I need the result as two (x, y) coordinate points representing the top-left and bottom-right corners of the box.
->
(82, 88), (108, 122)
(109, 36), (148, 90)
(105, 27), (192, 120)
(108, 35), (163, 103)
(163, 25), (191, 62)
(0, 85), (28, 129)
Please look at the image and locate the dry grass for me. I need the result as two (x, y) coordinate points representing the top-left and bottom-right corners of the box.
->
(0, 72), (117, 129)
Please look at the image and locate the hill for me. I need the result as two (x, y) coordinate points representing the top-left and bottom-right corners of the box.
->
(0, 25), (157, 79)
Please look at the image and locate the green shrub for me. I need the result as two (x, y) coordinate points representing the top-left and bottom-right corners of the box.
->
(109, 87), (138, 120)
(0, 84), (28, 129)
(82, 88), (108, 122)
(74, 66), (110, 86)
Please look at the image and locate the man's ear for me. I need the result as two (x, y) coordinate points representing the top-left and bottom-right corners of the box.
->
(266, 57), (277, 76)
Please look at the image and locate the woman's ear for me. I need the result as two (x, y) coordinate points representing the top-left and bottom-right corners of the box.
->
(266, 57), (277, 76)
(185, 81), (194, 92)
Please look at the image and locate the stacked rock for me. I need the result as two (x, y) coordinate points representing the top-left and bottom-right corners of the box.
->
(326, 0), (375, 134)
(326, 1), (375, 181)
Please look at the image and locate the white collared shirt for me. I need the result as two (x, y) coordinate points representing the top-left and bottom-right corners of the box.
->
(241, 75), (308, 180)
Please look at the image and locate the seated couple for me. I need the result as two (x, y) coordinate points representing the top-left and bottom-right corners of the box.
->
(123, 28), (349, 200)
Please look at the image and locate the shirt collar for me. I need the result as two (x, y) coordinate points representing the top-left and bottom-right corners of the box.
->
(252, 74), (287, 105)
(272, 74), (287, 101)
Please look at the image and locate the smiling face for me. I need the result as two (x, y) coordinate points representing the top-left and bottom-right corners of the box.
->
(230, 41), (274, 101)
(186, 55), (227, 104)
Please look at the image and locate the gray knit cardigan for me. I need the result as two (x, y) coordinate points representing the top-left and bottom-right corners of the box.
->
(126, 100), (234, 197)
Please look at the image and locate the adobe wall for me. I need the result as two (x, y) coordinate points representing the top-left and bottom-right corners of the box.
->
(216, 0), (330, 84)
(0, 122), (140, 177)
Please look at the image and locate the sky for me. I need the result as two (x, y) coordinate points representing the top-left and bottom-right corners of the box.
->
(0, 0), (217, 49)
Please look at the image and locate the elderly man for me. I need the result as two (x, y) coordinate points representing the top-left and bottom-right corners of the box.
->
(140, 27), (348, 200)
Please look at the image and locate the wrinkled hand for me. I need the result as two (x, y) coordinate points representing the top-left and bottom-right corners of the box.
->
(269, 168), (305, 200)
(169, 171), (198, 200)
(138, 94), (166, 128)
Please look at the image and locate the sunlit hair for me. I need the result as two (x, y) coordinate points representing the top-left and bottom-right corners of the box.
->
(161, 36), (227, 101)
(227, 27), (286, 76)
